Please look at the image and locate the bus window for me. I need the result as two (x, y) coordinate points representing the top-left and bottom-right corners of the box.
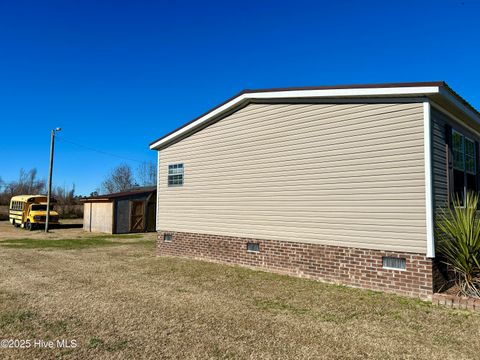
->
(31, 204), (50, 211)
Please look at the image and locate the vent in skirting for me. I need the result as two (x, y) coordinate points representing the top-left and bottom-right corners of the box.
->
(164, 233), (173, 242)
(382, 256), (406, 270)
(246, 242), (260, 253)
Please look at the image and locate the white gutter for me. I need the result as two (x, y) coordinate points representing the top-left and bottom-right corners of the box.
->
(149, 86), (441, 150)
(423, 101), (435, 258)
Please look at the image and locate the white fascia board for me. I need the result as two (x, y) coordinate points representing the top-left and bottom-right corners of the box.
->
(423, 101), (435, 258)
(149, 93), (248, 150)
(241, 86), (440, 99)
(430, 101), (480, 138)
(149, 86), (440, 150)
(438, 86), (480, 125)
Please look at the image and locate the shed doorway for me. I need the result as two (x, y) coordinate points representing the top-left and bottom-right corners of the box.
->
(146, 202), (156, 232)
(130, 201), (145, 232)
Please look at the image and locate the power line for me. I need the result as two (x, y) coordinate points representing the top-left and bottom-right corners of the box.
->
(56, 136), (146, 163)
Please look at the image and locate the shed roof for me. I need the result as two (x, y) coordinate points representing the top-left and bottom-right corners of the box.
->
(82, 186), (156, 202)
(149, 81), (480, 151)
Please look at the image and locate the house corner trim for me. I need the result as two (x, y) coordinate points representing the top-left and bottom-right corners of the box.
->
(424, 101), (435, 258)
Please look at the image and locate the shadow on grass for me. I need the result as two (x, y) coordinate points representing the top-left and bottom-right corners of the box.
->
(56, 223), (84, 229)
(0, 234), (153, 250)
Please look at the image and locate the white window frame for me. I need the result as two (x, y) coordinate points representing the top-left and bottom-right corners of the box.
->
(167, 163), (184, 187)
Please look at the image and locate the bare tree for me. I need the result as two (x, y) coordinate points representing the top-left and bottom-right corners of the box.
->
(0, 177), (4, 203)
(6, 169), (46, 195)
(0, 169), (47, 205)
(136, 161), (157, 186)
(54, 184), (76, 205)
(101, 163), (136, 194)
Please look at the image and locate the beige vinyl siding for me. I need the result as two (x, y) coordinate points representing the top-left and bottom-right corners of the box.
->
(158, 102), (427, 253)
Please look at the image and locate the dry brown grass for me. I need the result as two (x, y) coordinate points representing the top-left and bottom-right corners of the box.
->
(0, 221), (480, 359)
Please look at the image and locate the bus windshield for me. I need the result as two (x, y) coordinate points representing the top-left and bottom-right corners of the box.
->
(31, 204), (53, 211)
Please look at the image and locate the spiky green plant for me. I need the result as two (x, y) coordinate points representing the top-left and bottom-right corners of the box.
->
(435, 192), (480, 298)
(436, 192), (480, 298)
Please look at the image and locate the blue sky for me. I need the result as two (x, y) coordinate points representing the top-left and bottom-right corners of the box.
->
(0, 0), (479, 195)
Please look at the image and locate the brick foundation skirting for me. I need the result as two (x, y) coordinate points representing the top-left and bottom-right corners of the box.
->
(157, 231), (434, 299)
(432, 293), (480, 311)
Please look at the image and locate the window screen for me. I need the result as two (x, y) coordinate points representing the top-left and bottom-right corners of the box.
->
(247, 242), (260, 253)
(382, 257), (406, 270)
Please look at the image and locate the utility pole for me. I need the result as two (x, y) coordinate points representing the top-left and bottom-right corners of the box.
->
(46, 127), (61, 232)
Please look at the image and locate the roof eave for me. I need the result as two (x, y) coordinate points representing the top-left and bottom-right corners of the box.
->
(149, 84), (444, 151)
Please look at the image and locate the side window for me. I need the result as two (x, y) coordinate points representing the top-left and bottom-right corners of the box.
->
(452, 130), (465, 204)
(451, 129), (477, 205)
(465, 138), (477, 194)
(168, 163), (184, 187)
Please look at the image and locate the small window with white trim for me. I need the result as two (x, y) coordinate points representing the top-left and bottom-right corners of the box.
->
(168, 163), (184, 187)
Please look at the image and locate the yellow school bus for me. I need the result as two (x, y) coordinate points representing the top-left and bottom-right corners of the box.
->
(9, 195), (60, 231)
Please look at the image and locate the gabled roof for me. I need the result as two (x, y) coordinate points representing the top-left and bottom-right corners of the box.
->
(149, 81), (480, 151)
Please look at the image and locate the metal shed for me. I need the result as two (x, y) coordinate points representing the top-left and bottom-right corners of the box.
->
(82, 186), (156, 234)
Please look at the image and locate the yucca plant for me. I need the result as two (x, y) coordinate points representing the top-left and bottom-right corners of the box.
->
(435, 192), (480, 298)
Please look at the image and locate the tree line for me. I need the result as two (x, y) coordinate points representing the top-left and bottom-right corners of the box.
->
(0, 161), (157, 205)
(0, 168), (79, 206)
(99, 162), (156, 195)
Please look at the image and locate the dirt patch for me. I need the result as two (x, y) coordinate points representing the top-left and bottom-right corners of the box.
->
(0, 219), (86, 241)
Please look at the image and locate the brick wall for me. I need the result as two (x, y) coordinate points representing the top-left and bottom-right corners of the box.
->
(157, 231), (435, 299)
(432, 293), (480, 311)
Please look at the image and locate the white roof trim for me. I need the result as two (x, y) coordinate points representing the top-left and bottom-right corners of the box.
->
(438, 86), (480, 125)
(150, 86), (441, 150)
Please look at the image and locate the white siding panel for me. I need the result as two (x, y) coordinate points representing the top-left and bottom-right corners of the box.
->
(157, 103), (427, 253)
(83, 203), (91, 232)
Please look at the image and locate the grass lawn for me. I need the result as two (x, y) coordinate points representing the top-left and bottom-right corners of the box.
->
(0, 233), (479, 359)
(0, 234), (147, 250)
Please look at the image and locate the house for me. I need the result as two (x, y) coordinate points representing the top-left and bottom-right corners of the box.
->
(149, 82), (480, 299)
(82, 186), (156, 234)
